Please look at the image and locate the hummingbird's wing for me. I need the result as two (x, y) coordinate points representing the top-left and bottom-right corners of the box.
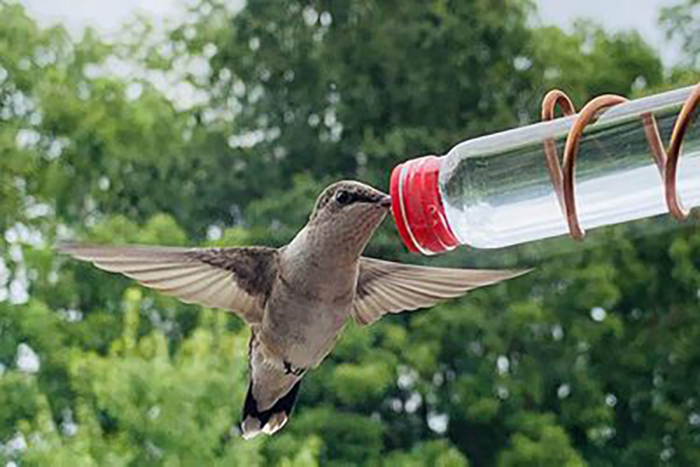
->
(353, 257), (527, 325)
(57, 242), (278, 324)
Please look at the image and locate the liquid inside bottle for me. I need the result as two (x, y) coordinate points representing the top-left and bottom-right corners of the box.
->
(390, 86), (700, 253)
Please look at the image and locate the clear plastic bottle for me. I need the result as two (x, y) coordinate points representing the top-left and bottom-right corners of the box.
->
(390, 85), (700, 254)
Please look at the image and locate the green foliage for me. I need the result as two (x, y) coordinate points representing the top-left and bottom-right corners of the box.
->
(529, 24), (663, 102)
(385, 440), (470, 467)
(661, 0), (700, 68)
(498, 413), (585, 467)
(1, 0), (699, 465)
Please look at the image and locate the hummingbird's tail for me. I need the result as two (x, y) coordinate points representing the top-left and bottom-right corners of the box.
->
(240, 379), (301, 439)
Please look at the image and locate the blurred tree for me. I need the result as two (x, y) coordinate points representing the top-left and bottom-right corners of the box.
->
(660, 0), (700, 90)
(661, 0), (700, 68)
(528, 23), (663, 103)
(1, 0), (699, 465)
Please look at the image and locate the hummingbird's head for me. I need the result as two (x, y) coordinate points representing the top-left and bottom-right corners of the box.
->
(307, 180), (391, 256)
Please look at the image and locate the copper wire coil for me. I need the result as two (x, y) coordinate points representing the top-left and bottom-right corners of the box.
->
(541, 83), (700, 240)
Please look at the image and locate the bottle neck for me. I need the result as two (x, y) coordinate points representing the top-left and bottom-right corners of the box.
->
(390, 155), (459, 255)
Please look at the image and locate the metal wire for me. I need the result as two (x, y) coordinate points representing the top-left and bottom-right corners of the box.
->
(541, 83), (700, 240)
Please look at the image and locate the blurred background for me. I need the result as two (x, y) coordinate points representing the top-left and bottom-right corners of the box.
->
(1, 0), (699, 465)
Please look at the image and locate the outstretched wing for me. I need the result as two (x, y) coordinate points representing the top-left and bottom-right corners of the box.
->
(57, 242), (279, 324)
(353, 257), (528, 325)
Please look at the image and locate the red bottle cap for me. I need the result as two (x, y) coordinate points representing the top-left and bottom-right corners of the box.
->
(389, 155), (459, 255)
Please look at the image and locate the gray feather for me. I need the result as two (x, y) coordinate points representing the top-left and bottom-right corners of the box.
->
(353, 257), (529, 325)
(57, 242), (279, 324)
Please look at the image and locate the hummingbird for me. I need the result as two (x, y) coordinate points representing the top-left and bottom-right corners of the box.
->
(58, 181), (525, 439)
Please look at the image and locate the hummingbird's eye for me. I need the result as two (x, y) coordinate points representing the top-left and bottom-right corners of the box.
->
(335, 190), (353, 206)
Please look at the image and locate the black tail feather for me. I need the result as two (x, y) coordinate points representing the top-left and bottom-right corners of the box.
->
(242, 380), (302, 431)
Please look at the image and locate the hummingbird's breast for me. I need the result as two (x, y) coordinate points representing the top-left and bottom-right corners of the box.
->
(259, 254), (358, 369)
